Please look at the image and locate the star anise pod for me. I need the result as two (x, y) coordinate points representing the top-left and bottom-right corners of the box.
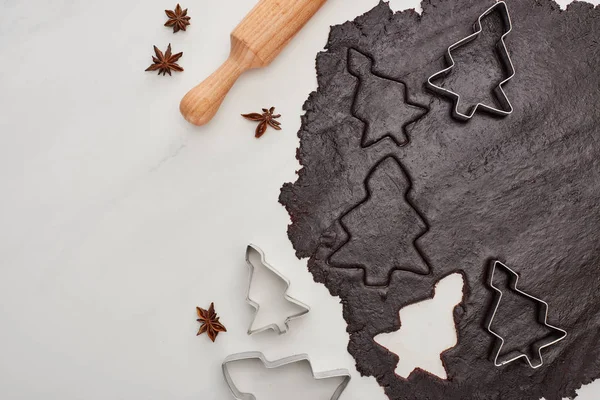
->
(164, 4), (191, 33)
(196, 303), (227, 342)
(242, 107), (282, 138)
(145, 44), (183, 76)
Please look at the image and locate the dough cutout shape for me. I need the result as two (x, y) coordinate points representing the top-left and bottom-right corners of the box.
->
(374, 273), (464, 379)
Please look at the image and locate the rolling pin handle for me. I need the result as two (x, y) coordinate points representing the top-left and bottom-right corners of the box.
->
(180, 45), (254, 126)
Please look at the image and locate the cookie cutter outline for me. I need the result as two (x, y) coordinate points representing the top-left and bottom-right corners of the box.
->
(245, 244), (310, 335)
(222, 351), (351, 400)
(326, 156), (431, 287)
(426, 1), (515, 121)
(487, 260), (568, 369)
(346, 47), (429, 148)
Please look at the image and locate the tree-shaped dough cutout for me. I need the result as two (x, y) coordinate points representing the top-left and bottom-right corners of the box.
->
(375, 273), (464, 379)
(426, 1), (515, 121)
(329, 156), (430, 286)
(348, 48), (428, 147)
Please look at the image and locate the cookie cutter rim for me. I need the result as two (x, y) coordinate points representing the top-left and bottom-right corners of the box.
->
(487, 260), (568, 369)
(426, 1), (515, 121)
(245, 244), (310, 335)
(222, 351), (351, 400)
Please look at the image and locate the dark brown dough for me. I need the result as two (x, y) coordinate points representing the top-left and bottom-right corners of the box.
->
(279, 0), (600, 399)
(329, 156), (431, 286)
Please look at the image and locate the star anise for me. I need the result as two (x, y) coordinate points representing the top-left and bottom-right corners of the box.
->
(196, 303), (227, 342)
(164, 4), (191, 33)
(241, 107), (282, 138)
(145, 44), (183, 76)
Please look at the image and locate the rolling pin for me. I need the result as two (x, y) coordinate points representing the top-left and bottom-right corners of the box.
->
(180, 0), (328, 126)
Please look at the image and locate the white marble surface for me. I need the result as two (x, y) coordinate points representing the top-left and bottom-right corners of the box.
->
(0, 0), (598, 399)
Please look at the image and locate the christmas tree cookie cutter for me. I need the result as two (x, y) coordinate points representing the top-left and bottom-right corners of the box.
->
(426, 1), (515, 121)
(487, 260), (567, 369)
(245, 244), (310, 335)
(222, 351), (351, 400)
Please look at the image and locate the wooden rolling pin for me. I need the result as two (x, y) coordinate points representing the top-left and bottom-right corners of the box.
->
(180, 0), (327, 126)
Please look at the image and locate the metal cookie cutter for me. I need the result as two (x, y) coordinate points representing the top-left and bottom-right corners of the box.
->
(245, 244), (310, 335)
(222, 351), (351, 400)
(487, 260), (567, 368)
(426, 1), (515, 121)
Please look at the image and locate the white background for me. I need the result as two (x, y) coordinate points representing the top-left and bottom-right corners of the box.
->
(0, 0), (597, 399)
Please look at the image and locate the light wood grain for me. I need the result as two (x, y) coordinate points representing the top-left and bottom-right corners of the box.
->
(180, 0), (327, 126)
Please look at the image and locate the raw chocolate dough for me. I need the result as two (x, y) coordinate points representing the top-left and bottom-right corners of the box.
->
(329, 156), (431, 286)
(279, 1), (600, 399)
